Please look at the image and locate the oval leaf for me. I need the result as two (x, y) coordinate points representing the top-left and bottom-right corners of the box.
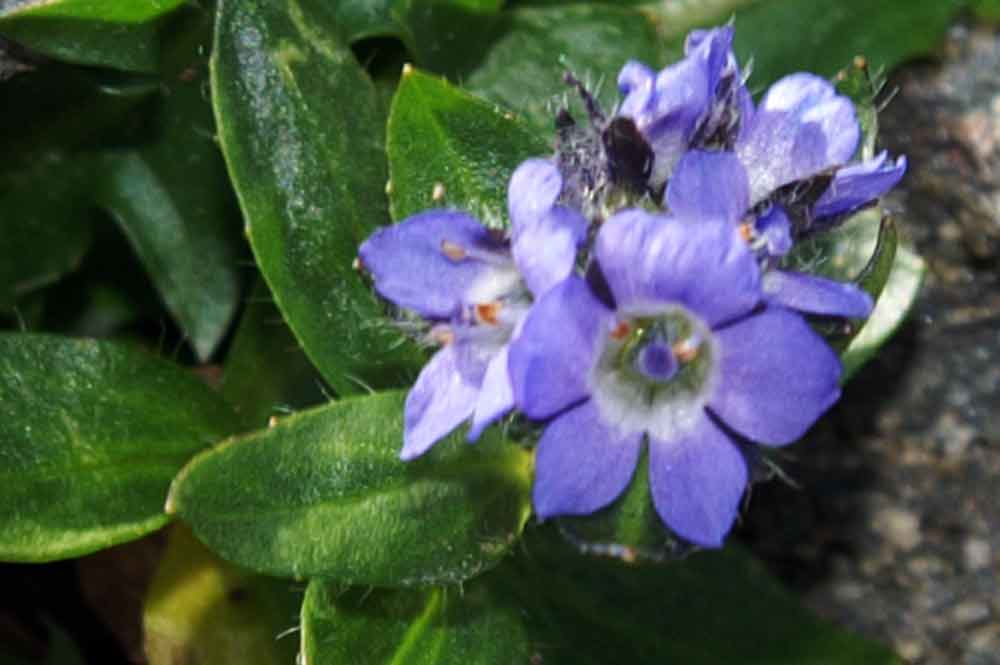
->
(300, 577), (530, 665)
(0, 334), (241, 562)
(0, 0), (186, 72)
(459, 4), (663, 128)
(212, 0), (422, 394)
(388, 66), (549, 223)
(95, 6), (245, 361)
(168, 390), (533, 586)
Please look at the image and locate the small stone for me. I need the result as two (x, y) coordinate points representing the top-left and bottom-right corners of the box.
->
(968, 623), (1000, 652)
(908, 556), (946, 576)
(895, 638), (925, 662)
(832, 581), (866, 603)
(953, 601), (991, 626)
(963, 538), (992, 571)
(872, 507), (922, 551)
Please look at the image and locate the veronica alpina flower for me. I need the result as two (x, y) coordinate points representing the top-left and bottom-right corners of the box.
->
(359, 159), (586, 459)
(666, 150), (874, 318)
(734, 72), (907, 238)
(508, 206), (842, 547)
(616, 26), (905, 247)
(616, 26), (744, 188)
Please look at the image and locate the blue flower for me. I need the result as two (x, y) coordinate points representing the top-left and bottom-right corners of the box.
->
(508, 208), (843, 547)
(359, 159), (586, 459)
(617, 26), (745, 188)
(616, 30), (906, 242)
(732, 72), (906, 236)
(666, 150), (874, 318)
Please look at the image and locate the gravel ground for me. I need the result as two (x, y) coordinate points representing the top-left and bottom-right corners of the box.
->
(740, 22), (1000, 665)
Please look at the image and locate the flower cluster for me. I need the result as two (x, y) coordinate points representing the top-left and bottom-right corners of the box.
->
(359, 26), (905, 547)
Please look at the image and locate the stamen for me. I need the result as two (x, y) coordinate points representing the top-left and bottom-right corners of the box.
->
(672, 335), (702, 363)
(475, 302), (502, 326)
(432, 182), (446, 202)
(610, 320), (631, 340)
(440, 239), (467, 261)
(738, 221), (754, 243)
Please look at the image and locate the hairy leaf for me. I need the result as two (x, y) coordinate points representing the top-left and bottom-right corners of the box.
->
(212, 0), (422, 394)
(0, 0), (186, 72)
(0, 334), (241, 562)
(168, 391), (532, 586)
(301, 577), (530, 665)
(388, 66), (549, 223)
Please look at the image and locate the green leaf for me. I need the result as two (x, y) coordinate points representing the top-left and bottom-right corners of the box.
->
(502, 527), (901, 664)
(0, 164), (93, 311)
(95, 5), (245, 361)
(387, 66), (549, 223)
(840, 243), (924, 381)
(333, 0), (503, 44)
(221, 278), (328, 430)
(143, 525), (301, 665)
(168, 390), (533, 586)
(784, 209), (885, 283)
(212, 0), (423, 394)
(0, 334), (241, 562)
(460, 4), (663, 128)
(974, 0), (1000, 20)
(0, 65), (158, 313)
(509, 0), (958, 92)
(731, 0), (961, 88)
(300, 576), (530, 665)
(0, 66), (159, 171)
(0, 0), (187, 72)
(95, 149), (243, 361)
(834, 56), (884, 162)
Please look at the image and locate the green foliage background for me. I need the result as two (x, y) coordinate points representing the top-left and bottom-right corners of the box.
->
(0, 0), (956, 662)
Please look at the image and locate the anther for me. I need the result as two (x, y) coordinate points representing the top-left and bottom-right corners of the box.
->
(440, 239), (467, 261)
(475, 302), (502, 326)
(432, 182), (446, 202)
(610, 320), (631, 340)
(672, 337), (701, 363)
(738, 222), (754, 243)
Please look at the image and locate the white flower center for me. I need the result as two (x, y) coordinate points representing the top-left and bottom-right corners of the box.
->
(588, 304), (717, 442)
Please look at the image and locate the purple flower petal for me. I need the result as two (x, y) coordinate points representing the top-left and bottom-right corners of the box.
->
(649, 412), (748, 547)
(710, 307), (841, 446)
(402, 343), (486, 460)
(533, 401), (643, 519)
(763, 270), (873, 318)
(737, 73), (859, 203)
(813, 152), (907, 219)
(359, 210), (509, 319)
(508, 276), (611, 420)
(508, 158), (563, 231)
(619, 27), (735, 186)
(594, 209), (760, 326)
(617, 60), (656, 104)
(755, 205), (793, 257)
(512, 205), (588, 298)
(667, 150), (750, 224)
(468, 346), (514, 441)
